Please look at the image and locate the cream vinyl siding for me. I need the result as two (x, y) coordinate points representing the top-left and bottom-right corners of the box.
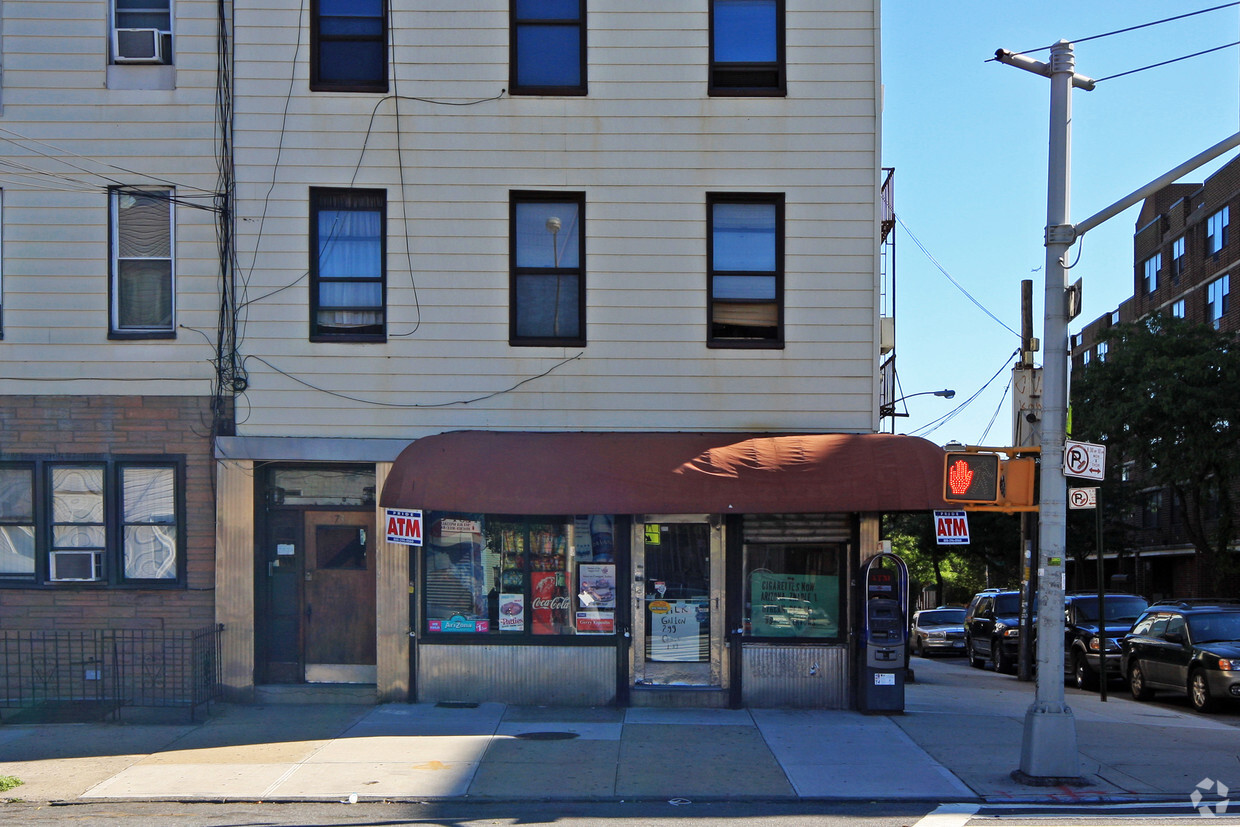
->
(233, 0), (881, 437)
(0, 0), (221, 395)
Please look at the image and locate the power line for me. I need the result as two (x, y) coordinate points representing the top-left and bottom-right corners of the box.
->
(1000, 2), (1240, 56)
(913, 349), (1019, 440)
(1096, 40), (1239, 83)
(895, 214), (1021, 338)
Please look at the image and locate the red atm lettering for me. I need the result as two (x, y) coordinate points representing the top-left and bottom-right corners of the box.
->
(938, 516), (967, 537)
(387, 515), (421, 541)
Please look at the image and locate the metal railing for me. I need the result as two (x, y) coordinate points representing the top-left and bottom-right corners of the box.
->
(0, 624), (223, 721)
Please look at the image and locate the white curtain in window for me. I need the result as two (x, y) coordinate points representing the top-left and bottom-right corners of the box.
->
(318, 208), (382, 328)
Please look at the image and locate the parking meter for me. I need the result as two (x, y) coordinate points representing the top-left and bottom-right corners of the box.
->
(858, 552), (909, 713)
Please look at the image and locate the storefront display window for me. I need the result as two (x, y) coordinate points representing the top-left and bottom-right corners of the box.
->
(423, 512), (616, 637)
(742, 543), (842, 640)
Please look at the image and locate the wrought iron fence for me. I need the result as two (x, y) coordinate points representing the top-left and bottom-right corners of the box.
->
(0, 624), (223, 721)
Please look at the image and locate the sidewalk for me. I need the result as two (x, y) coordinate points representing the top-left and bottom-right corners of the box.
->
(0, 657), (1234, 804)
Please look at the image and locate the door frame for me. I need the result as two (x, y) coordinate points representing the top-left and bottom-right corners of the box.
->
(630, 514), (728, 689)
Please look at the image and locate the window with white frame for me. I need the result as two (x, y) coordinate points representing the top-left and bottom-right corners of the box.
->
(110, 188), (174, 337)
(1171, 236), (1185, 281)
(1207, 206), (1229, 256)
(1082, 349), (1091, 366)
(1142, 253), (1160, 294)
(1172, 298), (1186, 318)
(0, 459), (183, 586)
(1096, 341), (1108, 362)
(111, 1), (173, 65)
(1207, 274), (1230, 329)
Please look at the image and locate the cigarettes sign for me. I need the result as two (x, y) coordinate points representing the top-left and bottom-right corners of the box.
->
(385, 508), (423, 546)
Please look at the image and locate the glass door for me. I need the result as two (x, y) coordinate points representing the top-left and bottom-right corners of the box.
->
(631, 517), (725, 688)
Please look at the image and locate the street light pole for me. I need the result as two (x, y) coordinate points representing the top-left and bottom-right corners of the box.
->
(996, 40), (1093, 782)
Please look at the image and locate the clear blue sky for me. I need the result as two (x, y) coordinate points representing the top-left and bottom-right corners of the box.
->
(882, 2), (1239, 445)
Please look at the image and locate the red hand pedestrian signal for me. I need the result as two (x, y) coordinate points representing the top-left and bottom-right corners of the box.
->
(942, 453), (1000, 503)
(948, 459), (974, 495)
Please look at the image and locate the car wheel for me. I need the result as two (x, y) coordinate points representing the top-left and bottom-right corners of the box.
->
(993, 640), (1012, 673)
(1129, 661), (1153, 701)
(967, 637), (985, 669)
(1073, 652), (1098, 690)
(1190, 669), (1216, 713)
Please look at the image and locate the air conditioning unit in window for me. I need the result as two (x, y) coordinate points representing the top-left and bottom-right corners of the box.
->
(113, 28), (167, 64)
(50, 550), (104, 582)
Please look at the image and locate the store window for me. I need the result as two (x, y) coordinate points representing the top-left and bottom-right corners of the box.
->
(423, 512), (617, 637)
(742, 543), (843, 640)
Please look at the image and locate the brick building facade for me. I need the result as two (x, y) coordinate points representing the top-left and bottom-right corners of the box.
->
(1071, 154), (1240, 599)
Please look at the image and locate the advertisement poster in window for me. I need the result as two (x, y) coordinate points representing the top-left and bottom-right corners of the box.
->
(425, 516), (487, 633)
(748, 572), (838, 637)
(648, 599), (708, 661)
(575, 563), (615, 634)
(498, 593), (525, 631)
(531, 571), (569, 634)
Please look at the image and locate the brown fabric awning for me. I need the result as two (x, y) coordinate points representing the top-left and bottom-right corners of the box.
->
(380, 431), (949, 515)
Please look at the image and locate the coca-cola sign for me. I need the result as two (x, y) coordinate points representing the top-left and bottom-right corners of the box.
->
(532, 595), (571, 610)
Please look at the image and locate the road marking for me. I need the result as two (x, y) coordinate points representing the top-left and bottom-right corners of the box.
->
(914, 803), (979, 827)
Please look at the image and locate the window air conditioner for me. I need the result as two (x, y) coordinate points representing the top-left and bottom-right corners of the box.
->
(50, 550), (104, 582)
(113, 28), (166, 64)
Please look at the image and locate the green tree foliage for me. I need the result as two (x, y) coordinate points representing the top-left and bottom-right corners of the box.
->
(885, 510), (1022, 605)
(1071, 314), (1240, 593)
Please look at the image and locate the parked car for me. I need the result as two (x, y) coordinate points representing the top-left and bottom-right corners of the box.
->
(910, 607), (967, 656)
(964, 589), (1027, 673)
(1063, 593), (1149, 689)
(1121, 600), (1240, 712)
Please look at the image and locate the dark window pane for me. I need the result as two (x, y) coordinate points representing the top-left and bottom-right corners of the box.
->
(515, 0), (581, 19)
(319, 43), (385, 83)
(516, 25), (581, 88)
(715, 0), (777, 63)
(515, 275), (580, 338)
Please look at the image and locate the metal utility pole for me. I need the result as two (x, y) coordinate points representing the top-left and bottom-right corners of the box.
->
(996, 29), (1240, 781)
(996, 40), (1093, 781)
(1013, 280), (1039, 683)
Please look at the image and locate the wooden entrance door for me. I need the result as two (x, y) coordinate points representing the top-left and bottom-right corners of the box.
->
(303, 511), (376, 683)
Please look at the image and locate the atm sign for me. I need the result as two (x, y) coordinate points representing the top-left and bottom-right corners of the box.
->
(934, 510), (970, 545)
(385, 508), (423, 546)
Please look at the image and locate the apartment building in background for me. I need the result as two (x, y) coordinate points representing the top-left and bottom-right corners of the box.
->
(1071, 153), (1239, 598)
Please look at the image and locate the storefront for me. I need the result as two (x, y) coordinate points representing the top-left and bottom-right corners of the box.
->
(379, 430), (947, 709)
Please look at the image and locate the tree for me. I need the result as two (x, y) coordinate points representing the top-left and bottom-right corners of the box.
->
(1071, 314), (1240, 594)
(884, 510), (1022, 605)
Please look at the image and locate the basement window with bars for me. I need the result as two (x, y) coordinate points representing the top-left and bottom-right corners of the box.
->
(0, 459), (184, 587)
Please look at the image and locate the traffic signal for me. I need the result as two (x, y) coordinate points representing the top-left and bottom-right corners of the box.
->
(943, 452), (1000, 503)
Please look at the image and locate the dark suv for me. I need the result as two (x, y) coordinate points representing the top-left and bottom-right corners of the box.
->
(964, 589), (1026, 673)
(1063, 593), (1149, 689)
(1121, 600), (1240, 712)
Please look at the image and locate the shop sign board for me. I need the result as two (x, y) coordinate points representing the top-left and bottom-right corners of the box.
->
(384, 508), (423, 546)
(934, 510), (970, 545)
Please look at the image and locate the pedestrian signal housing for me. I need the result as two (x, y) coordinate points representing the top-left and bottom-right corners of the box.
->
(943, 453), (1000, 503)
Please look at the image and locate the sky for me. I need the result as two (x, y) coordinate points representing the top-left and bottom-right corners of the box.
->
(881, 2), (1240, 446)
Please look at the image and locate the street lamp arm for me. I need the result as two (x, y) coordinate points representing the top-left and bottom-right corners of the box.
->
(889, 389), (955, 405)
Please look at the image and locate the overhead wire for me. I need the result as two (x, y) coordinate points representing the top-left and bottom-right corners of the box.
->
(895, 214), (1021, 338)
(995, 2), (1240, 57)
(912, 349), (1019, 440)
